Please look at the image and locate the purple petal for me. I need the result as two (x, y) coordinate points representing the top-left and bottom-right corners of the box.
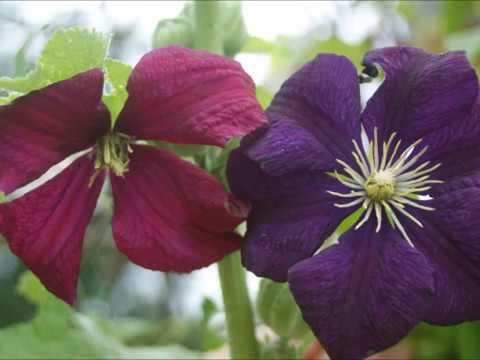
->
(421, 95), (480, 181)
(228, 148), (351, 282)
(115, 46), (266, 147)
(245, 54), (361, 176)
(289, 222), (434, 359)
(0, 154), (104, 305)
(406, 176), (480, 324)
(0, 69), (110, 194)
(361, 47), (478, 144)
(110, 145), (243, 272)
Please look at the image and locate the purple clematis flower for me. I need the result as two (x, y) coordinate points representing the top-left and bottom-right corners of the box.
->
(0, 46), (266, 305)
(228, 46), (480, 358)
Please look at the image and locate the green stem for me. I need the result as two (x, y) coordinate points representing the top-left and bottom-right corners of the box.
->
(193, 0), (223, 54)
(193, 1), (259, 358)
(218, 252), (259, 359)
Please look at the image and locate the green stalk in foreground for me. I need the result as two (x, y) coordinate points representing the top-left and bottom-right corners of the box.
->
(218, 252), (259, 359)
(193, 1), (259, 358)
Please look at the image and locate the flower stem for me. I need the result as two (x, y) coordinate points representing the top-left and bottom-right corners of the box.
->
(193, 0), (223, 54)
(218, 252), (259, 359)
(193, 1), (259, 358)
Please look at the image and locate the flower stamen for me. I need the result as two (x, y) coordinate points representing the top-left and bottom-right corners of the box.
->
(91, 132), (134, 183)
(327, 126), (442, 246)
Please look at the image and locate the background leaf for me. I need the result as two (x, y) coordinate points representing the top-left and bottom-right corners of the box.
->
(102, 57), (132, 124)
(0, 272), (201, 359)
(0, 27), (110, 96)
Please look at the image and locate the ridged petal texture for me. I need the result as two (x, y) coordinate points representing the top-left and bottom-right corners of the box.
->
(289, 222), (434, 359)
(0, 155), (104, 305)
(420, 95), (480, 181)
(110, 145), (244, 272)
(406, 176), (480, 324)
(245, 53), (362, 176)
(361, 46), (478, 145)
(115, 46), (267, 147)
(0, 69), (110, 194)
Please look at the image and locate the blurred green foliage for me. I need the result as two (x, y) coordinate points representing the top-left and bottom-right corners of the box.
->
(0, 27), (110, 97)
(257, 279), (310, 341)
(0, 272), (202, 359)
(152, 2), (247, 57)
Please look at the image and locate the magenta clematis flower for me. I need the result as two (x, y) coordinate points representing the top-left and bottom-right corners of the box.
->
(0, 46), (266, 305)
(228, 47), (480, 358)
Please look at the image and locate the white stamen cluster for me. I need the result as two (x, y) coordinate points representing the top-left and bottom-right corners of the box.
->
(328, 126), (443, 246)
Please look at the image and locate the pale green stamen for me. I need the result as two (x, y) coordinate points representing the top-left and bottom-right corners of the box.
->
(327, 126), (443, 246)
(92, 132), (134, 182)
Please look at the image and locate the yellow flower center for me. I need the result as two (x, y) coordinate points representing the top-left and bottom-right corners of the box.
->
(327, 126), (443, 247)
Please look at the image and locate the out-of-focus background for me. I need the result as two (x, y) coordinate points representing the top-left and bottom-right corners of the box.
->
(0, 1), (479, 359)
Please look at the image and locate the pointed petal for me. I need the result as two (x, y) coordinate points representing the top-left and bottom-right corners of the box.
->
(110, 145), (243, 272)
(0, 69), (110, 194)
(0, 154), (104, 304)
(406, 176), (480, 323)
(228, 148), (351, 282)
(361, 47), (478, 144)
(115, 46), (266, 147)
(289, 222), (434, 359)
(245, 54), (362, 176)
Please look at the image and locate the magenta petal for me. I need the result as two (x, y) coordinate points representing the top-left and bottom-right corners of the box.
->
(110, 145), (243, 272)
(0, 69), (110, 194)
(289, 222), (434, 359)
(0, 154), (104, 304)
(115, 46), (267, 147)
(361, 47), (478, 144)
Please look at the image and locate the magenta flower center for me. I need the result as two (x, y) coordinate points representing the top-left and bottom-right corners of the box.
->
(328, 127), (443, 246)
(94, 132), (133, 177)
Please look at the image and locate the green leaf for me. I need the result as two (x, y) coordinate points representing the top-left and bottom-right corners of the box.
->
(17, 271), (56, 306)
(199, 297), (225, 351)
(0, 272), (112, 358)
(102, 58), (132, 124)
(409, 323), (457, 359)
(104, 58), (131, 93)
(0, 273), (203, 359)
(0, 27), (110, 95)
(201, 297), (218, 324)
(256, 279), (311, 340)
(260, 337), (299, 359)
(455, 322), (480, 359)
